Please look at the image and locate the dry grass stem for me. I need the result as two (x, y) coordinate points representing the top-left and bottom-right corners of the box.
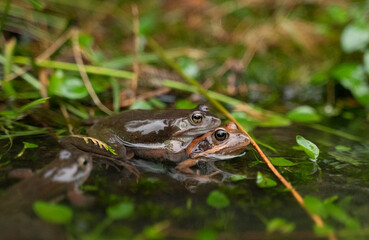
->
(131, 4), (140, 91)
(71, 28), (113, 115)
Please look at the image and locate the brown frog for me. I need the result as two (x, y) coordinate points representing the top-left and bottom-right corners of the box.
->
(175, 122), (251, 174)
(0, 149), (93, 214)
(65, 104), (221, 163)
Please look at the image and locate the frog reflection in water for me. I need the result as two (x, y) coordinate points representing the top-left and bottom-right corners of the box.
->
(68, 104), (221, 163)
(0, 149), (93, 214)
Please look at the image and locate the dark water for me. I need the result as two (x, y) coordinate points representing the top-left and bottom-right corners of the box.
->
(0, 119), (368, 240)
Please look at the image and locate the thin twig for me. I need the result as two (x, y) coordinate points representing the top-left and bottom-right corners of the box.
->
(38, 68), (49, 107)
(71, 28), (113, 115)
(131, 4), (140, 91)
(60, 104), (74, 135)
(147, 37), (336, 240)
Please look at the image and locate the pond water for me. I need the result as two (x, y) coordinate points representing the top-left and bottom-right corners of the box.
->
(0, 118), (368, 240)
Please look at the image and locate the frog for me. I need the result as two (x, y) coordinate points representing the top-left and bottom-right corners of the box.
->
(0, 149), (93, 215)
(66, 104), (221, 163)
(175, 121), (251, 174)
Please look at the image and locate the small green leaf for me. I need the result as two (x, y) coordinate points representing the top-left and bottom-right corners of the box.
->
(207, 190), (230, 209)
(266, 218), (295, 233)
(16, 141), (39, 158)
(328, 152), (359, 166)
(19, 97), (50, 114)
(271, 157), (296, 167)
(230, 174), (247, 181)
(130, 100), (153, 110)
(178, 58), (200, 78)
(304, 195), (327, 218)
(107, 201), (134, 220)
(287, 106), (321, 123)
(139, 13), (157, 35)
(49, 70), (88, 99)
(256, 172), (277, 188)
(78, 34), (93, 48)
(149, 98), (166, 109)
(333, 64), (369, 106)
(258, 113), (291, 127)
(296, 135), (320, 160)
(341, 24), (369, 53)
(33, 201), (73, 224)
(327, 5), (348, 24)
(314, 224), (334, 236)
(335, 145), (351, 151)
(175, 99), (197, 109)
(196, 229), (217, 240)
(27, 0), (45, 10)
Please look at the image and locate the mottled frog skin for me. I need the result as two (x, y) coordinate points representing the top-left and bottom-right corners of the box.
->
(87, 104), (221, 162)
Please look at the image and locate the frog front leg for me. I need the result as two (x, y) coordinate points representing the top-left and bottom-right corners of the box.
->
(175, 158), (221, 182)
(175, 159), (198, 174)
(67, 189), (95, 207)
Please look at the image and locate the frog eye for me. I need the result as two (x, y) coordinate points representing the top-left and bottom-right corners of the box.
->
(77, 155), (89, 167)
(214, 129), (228, 141)
(191, 113), (203, 124)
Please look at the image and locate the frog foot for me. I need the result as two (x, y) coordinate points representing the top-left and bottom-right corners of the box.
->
(72, 135), (117, 155)
(194, 169), (221, 183)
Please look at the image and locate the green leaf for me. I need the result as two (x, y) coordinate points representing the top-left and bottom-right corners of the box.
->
(33, 201), (73, 224)
(78, 33), (93, 48)
(90, 76), (110, 93)
(49, 70), (88, 99)
(271, 157), (296, 167)
(175, 99), (197, 109)
(333, 63), (369, 106)
(296, 135), (320, 160)
(335, 145), (351, 151)
(196, 229), (217, 240)
(266, 218), (295, 233)
(149, 98), (166, 109)
(256, 172), (277, 188)
(178, 58), (200, 79)
(304, 195), (327, 218)
(257, 113), (291, 127)
(16, 141), (39, 158)
(19, 97), (50, 113)
(230, 174), (247, 181)
(287, 106), (321, 123)
(129, 100), (153, 110)
(27, 0), (45, 10)
(327, 5), (348, 24)
(107, 201), (134, 220)
(139, 13), (157, 35)
(341, 24), (369, 53)
(207, 190), (230, 209)
(328, 152), (359, 166)
(314, 224), (334, 236)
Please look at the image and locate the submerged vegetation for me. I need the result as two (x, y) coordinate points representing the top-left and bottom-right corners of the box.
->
(1, 0), (369, 239)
